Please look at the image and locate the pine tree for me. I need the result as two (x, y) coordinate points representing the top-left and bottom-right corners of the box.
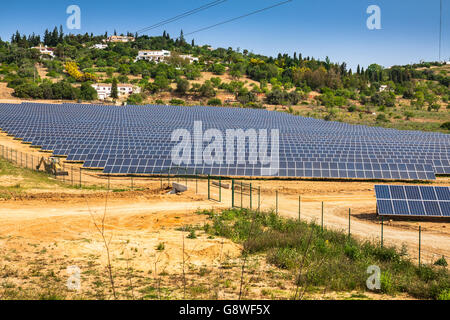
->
(51, 26), (59, 46)
(191, 39), (195, 47)
(111, 78), (118, 99)
(43, 29), (50, 46)
(59, 25), (64, 43)
(179, 29), (185, 44)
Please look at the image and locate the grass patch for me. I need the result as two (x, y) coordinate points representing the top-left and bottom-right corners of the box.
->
(199, 208), (449, 300)
(0, 157), (137, 196)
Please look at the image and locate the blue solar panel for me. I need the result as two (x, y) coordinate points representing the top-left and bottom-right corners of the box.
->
(0, 102), (448, 180)
(375, 185), (450, 218)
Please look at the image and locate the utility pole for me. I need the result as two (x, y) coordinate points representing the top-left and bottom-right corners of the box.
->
(439, 0), (442, 62)
(440, 0), (442, 61)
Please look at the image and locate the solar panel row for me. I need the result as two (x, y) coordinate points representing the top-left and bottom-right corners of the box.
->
(0, 102), (449, 181)
(375, 185), (450, 217)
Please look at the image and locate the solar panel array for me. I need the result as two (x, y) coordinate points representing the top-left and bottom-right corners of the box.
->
(375, 185), (450, 217)
(0, 102), (449, 180)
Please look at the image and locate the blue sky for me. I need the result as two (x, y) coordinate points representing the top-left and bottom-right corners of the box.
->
(0, 0), (448, 69)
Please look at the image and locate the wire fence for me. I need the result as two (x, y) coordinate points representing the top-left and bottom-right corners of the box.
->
(1, 143), (448, 266)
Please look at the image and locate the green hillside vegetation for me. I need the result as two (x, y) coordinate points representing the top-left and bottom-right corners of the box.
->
(0, 27), (449, 132)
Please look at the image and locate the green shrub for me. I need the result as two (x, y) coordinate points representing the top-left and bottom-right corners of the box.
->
(380, 271), (394, 294)
(187, 229), (197, 239)
(434, 256), (448, 267)
(437, 289), (450, 300)
(440, 122), (450, 130)
(207, 98), (222, 106)
(169, 98), (185, 106)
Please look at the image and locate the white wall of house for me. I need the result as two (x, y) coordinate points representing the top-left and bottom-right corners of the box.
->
(135, 50), (171, 63)
(33, 45), (55, 58)
(92, 84), (140, 100)
(91, 44), (108, 50)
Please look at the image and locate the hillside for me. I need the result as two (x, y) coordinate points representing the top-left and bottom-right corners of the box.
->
(0, 29), (449, 133)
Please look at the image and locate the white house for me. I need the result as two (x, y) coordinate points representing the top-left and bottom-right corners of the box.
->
(135, 50), (171, 63)
(32, 45), (55, 58)
(104, 35), (135, 43)
(91, 44), (108, 50)
(379, 85), (389, 92)
(91, 83), (141, 100)
(179, 54), (199, 63)
(135, 50), (198, 64)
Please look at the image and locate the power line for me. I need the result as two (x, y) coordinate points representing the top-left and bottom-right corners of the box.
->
(183, 0), (293, 37)
(136, 0), (227, 35)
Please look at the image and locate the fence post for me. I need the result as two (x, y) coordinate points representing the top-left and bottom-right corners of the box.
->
(348, 208), (351, 238)
(195, 175), (198, 194)
(79, 168), (82, 188)
(298, 195), (301, 221)
(160, 176), (162, 189)
(258, 187), (261, 212)
(207, 175), (210, 200)
(108, 175), (110, 190)
(231, 179), (235, 207)
(219, 177), (222, 203)
(276, 190), (278, 215)
(381, 217), (384, 248)
(71, 166), (74, 185)
(240, 182), (243, 209)
(131, 176), (134, 190)
(419, 225), (422, 267)
(321, 201), (324, 232)
(249, 183), (252, 209)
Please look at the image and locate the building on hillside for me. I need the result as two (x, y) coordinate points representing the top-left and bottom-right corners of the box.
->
(135, 51), (198, 64)
(135, 50), (171, 63)
(179, 54), (199, 63)
(91, 83), (141, 100)
(32, 45), (55, 58)
(91, 44), (108, 50)
(104, 35), (135, 43)
(379, 85), (390, 92)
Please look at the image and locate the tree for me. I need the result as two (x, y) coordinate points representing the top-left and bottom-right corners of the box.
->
(199, 81), (216, 98)
(111, 78), (118, 99)
(176, 78), (189, 94)
(441, 121), (450, 130)
(211, 63), (226, 75)
(80, 83), (98, 101)
(179, 29), (185, 44)
(154, 73), (169, 91)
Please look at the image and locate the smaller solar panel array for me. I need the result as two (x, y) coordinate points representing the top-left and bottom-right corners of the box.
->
(375, 185), (450, 217)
